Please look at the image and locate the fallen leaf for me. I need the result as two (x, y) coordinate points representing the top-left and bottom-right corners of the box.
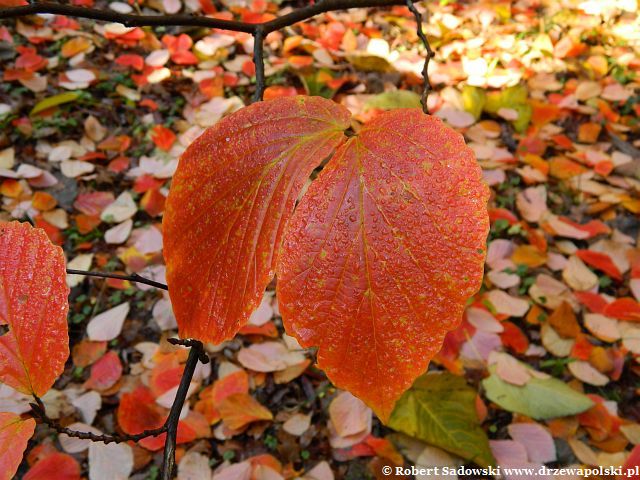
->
(86, 303), (130, 341)
(218, 393), (273, 430)
(389, 372), (495, 467)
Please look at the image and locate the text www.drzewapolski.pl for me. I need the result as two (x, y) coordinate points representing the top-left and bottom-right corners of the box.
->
(381, 465), (634, 477)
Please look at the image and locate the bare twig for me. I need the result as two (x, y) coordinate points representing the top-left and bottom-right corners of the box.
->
(0, 0), (412, 33)
(66, 268), (168, 290)
(405, 0), (435, 113)
(161, 340), (204, 480)
(30, 397), (167, 444)
(0, 0), (432, 106)
(252, 27), (266, 103)
(30, 339), (207, 466)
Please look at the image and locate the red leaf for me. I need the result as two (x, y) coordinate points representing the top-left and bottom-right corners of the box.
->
(117, 385), (165, 434)
(556, 217), (610, 238)
(500, 321), (529, 354)
(23, 452), (80, 480)
(575, 250), (622, 280)
(117, 385), (194, 451)
(0, 222), (69, 396)
(574, 291), (608, 314)
(164, 96), (350, 343)
(151, 125), (176, 151)
(0, 412), (35, 480)
(277, 109), (489, 421)
(115, 54), (145, 71)
(603, 298), (640, 322)
(84, 350), (122, 391)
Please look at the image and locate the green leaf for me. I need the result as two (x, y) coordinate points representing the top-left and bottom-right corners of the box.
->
(30, 92), (82, 116)
(512, 103), (532, 133)
(365, 91), (422, 111)
(482, 84), (531, 132)
(462, 85), (486, 120)
(298, 69), (338, 99)
(482, 364), (594, 420)
(389, 372), (495, 468)
(483, 84), (528, 115)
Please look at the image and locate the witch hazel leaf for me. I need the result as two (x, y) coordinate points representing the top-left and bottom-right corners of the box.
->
(277, 109), (489, 422)
(163, 96), (350, 344)
(388, 372), (495, 468)
(0, 221), (69, 396)
(482, 357), (594, 420)
(0, 412), (35, 480)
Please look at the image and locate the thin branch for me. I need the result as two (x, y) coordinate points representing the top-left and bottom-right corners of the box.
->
(0, 0), (415, 34)
(66, 268), (168, 290)
(252, 27), (266, 103)
(405, 0), (434, 114)
(30, 339), (208, 457)
(161, 340), (204, 480)
(0, 0), (433, 110)
(30, 398), (167, 444)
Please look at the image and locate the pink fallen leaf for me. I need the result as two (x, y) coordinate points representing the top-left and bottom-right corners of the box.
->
(508, 423), (556, 463)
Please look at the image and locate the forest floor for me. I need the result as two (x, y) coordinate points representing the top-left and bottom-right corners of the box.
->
(1, 0), (640, 479)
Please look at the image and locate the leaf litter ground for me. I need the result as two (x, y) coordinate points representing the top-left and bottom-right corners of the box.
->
(1, 0), (640, 478)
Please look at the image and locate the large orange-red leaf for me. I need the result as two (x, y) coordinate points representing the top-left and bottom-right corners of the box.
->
(0, 412), (35, 480)
(0, 221), (69, 396)
(164, 96), (350, 343)
(276, 110), (489, 422)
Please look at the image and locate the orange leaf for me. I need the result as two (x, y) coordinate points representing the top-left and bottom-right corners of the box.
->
(163, 96), (350, 343)
(578, 122), (601, 144)
(1, 179), (23, 198)
(0, 412), (35, 480)
(603, 298), (640, 322)
(576, 250), (622, 280)
(549, 156), (587, 179)
(548, 301), (581, 338)
(0, 221), (69, 396)
(141, 188), (166, 217)
(23, 452), (80, 480)
(32, 191), (57, 211)
(263, 86), (298, 100)
(218, 392), (273, 430)
(277, 109), (489, 421)
(195, 369), (249, 424)
(72, 340), (107, 367)
(60, 37), (91, 58)
(117, 385), (195, 450)
(151, 125), (176, 151)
